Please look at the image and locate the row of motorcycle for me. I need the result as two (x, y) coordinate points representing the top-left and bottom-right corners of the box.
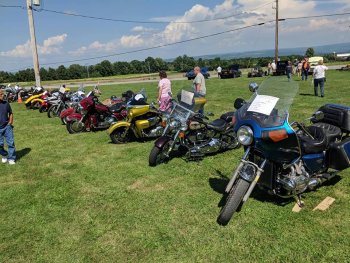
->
(22, 85), (241, 167)
(16, 77), (350, 226)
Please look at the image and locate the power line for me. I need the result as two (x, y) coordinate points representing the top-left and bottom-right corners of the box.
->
(5, 11), (350, 72)
(0, 1), (275, 24)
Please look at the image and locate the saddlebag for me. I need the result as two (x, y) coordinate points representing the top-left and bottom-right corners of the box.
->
(314, 104), (350, 133)
(327, 138), (350, 170)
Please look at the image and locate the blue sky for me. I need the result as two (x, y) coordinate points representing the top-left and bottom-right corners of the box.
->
(0, 0), (349, 71)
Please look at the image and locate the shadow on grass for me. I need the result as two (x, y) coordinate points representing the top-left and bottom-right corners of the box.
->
(210, 172), (343, 209)
(299, 93), (315, 96)
(16, 147), (31, 160)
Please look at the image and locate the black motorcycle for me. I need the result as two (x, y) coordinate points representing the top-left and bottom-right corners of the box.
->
(149, 90), (240, 166)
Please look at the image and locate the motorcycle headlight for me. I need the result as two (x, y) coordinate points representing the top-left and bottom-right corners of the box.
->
(237, 126), (253, 146)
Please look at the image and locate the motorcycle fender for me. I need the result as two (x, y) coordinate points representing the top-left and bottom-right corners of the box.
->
(66, 113), (83, 122)
(107, 121), (131, 135)
(154, 136), (172, 149)
(239, 163), (257, 183)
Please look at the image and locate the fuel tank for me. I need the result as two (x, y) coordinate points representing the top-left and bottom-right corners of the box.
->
(128, 105), (150, 118)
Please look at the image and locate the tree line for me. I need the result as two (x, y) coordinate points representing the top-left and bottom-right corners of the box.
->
(0, 51), (340, 83)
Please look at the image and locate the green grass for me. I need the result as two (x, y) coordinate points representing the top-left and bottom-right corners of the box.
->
(1, 71), (350, 262)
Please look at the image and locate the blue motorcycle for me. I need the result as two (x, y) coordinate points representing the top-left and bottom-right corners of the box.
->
(217, 77), (350, 225)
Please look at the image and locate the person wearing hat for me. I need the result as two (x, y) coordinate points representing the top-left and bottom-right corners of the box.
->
(313, 60), (328, 97)
(0, 89), (16, 164)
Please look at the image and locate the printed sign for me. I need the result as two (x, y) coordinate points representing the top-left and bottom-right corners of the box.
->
(181, 90), (194, 105)
(247, 95), (279, 116)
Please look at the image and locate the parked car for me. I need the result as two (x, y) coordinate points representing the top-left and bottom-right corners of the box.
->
(273, 61), (287, 76)
(337, 64), (350, 71)
(247, 66), (266, 78)
(185, 67), (210, 80)
(220, 65), (242, 79)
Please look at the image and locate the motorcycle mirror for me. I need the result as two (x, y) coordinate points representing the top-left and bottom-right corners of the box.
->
(234, 98), (245, 110)
(249, 82), (259, 93)
(313, 111), (324, 121)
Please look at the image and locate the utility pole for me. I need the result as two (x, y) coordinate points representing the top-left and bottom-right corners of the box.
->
(274, 0), (279, 64)
(26, 0), (41, 87)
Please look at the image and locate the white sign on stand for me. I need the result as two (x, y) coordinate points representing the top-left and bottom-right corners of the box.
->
(247, 95), (279, 116)
(181, 90), (194, 106)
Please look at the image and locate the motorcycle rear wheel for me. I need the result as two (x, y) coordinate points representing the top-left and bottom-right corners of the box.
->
(110, 127), (131, 144)
(217, 179), (250, 226)
(31, 101), (41, 110)
(39, 105), (47, 113)
(149, 141), (172, 166)
(66, 120), (85, 134)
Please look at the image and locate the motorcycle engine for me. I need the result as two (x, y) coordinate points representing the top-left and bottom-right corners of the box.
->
(189, 121), (206, 130)
(277, 161), (316, 195)
(186, 128), (208, 144)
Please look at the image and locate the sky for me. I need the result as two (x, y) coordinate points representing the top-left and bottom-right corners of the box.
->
(0, 0), (349, 71)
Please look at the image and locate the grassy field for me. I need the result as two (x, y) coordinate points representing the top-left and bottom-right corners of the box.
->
(1, 71), (349, 262)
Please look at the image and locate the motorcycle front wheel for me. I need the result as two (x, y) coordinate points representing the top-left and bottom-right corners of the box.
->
(217, 179), (250, 226)
(66, 120), (85, 134)
(39, 105), (47, 113)
(149, 141), (172, 167)
(48, 105), (64, 118)
(110, 127), (131, 144)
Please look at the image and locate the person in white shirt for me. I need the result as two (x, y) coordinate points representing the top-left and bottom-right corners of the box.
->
(217, 66), (222, 78)
(313, 60), (328, 97)
(271, 61), (276, 74)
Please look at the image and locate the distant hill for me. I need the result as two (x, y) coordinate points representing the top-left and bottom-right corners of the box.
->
(185, 42), (350, 60)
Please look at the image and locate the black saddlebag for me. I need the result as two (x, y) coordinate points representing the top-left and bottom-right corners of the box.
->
(314, 104), (350, 133)
(327, 138), (350, 170)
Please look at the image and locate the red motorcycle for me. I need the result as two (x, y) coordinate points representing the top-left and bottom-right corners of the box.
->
(65, 95), (127, 134)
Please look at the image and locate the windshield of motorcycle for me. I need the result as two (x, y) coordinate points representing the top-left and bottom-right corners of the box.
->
(238, 76), (299, 128)
(128, 88), (148, 106)
(169, 90), (196, 124)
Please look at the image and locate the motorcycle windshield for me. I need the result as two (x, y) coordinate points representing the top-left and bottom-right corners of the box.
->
(238, 77), (299, 128)
(170, 90), (196, 123)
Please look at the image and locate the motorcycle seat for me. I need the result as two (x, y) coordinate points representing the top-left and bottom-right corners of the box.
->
(298, 126), (328, 154)
(208, 119), (227, 131)
(108, 102), (125, 113)
(311, 122), (342, 143)
(220, 111), (235, 122)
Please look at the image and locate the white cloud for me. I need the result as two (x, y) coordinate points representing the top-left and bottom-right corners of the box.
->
(0, 34), (67, 58)
(60, 0), (350, 59)
(120, 35), (144, 47)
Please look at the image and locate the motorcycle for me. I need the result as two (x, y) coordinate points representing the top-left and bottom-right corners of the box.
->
(149, 90), (239, 166)
(47, 91), (72, 118)
(217, 77), (350, 225)
(107, 89), (165, 144)
(65, 92), (127, 134)
(24, 87), (45, 109)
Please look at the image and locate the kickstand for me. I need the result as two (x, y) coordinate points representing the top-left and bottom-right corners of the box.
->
(296, 194), (305, 208)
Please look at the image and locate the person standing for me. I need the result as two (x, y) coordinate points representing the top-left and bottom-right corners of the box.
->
(193, 66), (206, 97)
(217, 66), (222, 78)
(271, 61), (276, 75)
(0, 89), (16, 165)
(313, 60), (328, 97)
(267, 62), (272, 75)
(301, 58), (310, 81)
(157, 71), (172, 112)
(286, 61), (293, 82)
(297, 61), (303, 77)
(192, 66), (206, 114)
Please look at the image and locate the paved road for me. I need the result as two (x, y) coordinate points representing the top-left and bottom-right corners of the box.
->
(44, 66), (345, 89)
